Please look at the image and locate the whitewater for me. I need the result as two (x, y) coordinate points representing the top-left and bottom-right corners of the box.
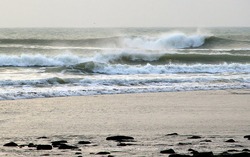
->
(0, 27), (250, 100)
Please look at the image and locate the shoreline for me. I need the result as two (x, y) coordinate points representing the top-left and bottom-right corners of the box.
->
(1, 88), (250, 101)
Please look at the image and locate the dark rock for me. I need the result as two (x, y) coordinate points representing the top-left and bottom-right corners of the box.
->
(231, 152), (250, 157)
(106, 135), (134, 142)
(117, 142), (134, 146)
(169, 154), (191, 157)
(37, 145), (53, 150)
(108, 155), (115, 157)
(188, 136), (201, 139)
(75, 152), (82, 155)
(236, 152), (250, 157)
(19, 144), (26, 148)
(166, 133), (179, 136)
(96, 151), (110, 155)
(243, 149), (250, 152)
(219, 152), (231, 156)
(3, 142), (18, 147)
(244, 135), (250, 139)
(178, 142), (192, 146)
(225, 139), (236, 143)
(219, 152), (250, 157)
(188, 149), (199, 154)
(37, 136), (48, 139)
(117, 143), (127, 146)
(51, 140), (67, 144)
(200, 139), (212, 142)
(78, 141), (91, 144)
(160, 149), (175, 154)
(51, 140), (67, 147)
(58, 144), (78, 149)
(227, 149), (239, 152)
(193, 152), (213, 157)
(40, 154), (50, 156)
(28, 143), (36, 147)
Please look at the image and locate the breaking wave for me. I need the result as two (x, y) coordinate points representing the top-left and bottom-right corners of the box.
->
(0, 50), (250, 67)
(100, 52), (250, 64)
(1, 52), (249, 74)
(1, 74), (249, 100)
(0, 54), (83, 67)
(122, 33), (206, 49)
(0, 33), (208, 50)
(1, 31), (250, 51)
(1, 75), (249, 87)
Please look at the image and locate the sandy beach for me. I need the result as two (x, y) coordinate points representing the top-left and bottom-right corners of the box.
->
(0, 90), (250, 156)
(1, 1), (250, 156)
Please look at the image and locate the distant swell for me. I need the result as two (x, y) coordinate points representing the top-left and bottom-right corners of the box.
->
(106, 52), (250, 64)
(200, 36), (250, 49)
(1, 32), (250, 50)
(0, 36), (121, 47)
(0, 33), (208, 50)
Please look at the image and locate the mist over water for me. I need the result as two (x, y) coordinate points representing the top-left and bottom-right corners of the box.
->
(0, 27), (250, 100)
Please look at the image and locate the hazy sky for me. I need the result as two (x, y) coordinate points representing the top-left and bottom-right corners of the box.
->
(0, 0), (249, 27)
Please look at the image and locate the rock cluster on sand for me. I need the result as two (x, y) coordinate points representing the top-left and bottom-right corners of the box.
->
(51, 140), (68, 147)
(167, 151), (250, 157)
(2, 134), (250, 157)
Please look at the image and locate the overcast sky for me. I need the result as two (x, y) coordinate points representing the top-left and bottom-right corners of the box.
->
(0, 0), (249, 27)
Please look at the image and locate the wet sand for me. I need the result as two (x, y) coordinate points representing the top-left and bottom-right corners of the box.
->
(0, 90), (250, 156)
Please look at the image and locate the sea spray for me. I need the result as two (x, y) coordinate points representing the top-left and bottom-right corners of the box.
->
(122, 33), (206, 49)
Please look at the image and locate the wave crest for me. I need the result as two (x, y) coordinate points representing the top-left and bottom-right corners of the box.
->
(1, 51), (250, 67)
(122, 33), (206, 49)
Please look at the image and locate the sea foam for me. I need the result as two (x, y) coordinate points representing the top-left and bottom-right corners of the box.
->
(0, 54), (82, 67)
(72, 62), (250, 75)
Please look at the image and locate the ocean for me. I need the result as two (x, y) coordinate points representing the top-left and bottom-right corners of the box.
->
(0, 27), (249, 100)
